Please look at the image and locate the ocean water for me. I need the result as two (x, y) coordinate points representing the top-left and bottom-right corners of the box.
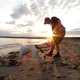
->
(0, 38), (48, 57)
(0, 38), (48, 46)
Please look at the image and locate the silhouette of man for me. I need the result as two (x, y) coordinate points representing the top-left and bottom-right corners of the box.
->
(50, 16), (65, 64)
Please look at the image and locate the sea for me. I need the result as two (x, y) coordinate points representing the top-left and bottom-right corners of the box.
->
(0, 38), (48, 57)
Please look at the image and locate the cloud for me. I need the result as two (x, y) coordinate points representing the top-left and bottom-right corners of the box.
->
(49, 0), (57, 8)
(71, 28), (80, 31)
(11, 4), (30, 19)
(0, 30), (12, 36)
(37, 0), (45, 7)
(30, 2), (40, 15)
(0, 0), (80, 31)
(6, 21), (15, 24)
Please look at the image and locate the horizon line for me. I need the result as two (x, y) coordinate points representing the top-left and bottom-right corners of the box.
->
(0, 36), (48, 39)
(0, 36), (80, 38)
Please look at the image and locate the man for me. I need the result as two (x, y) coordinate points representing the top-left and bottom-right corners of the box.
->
(50, 16), (65, 64)
(35, 17), (63, 78)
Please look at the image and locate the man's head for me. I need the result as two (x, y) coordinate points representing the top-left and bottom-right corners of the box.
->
(44, 17), (51, 24)
(51, 16), (61, 25)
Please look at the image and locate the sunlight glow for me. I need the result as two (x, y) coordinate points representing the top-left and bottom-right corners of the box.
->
(0, 0), (80, 38)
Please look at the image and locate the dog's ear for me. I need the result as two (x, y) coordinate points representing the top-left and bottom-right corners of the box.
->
(44, 17), (51, 24)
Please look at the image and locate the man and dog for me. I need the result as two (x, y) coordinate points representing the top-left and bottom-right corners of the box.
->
(35, 16), (66, 78)
(36, 16), (65, 63)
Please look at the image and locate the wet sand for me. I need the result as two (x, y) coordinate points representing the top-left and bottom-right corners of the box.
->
(0, 37), (80, 80)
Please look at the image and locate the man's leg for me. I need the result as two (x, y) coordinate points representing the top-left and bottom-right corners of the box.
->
(54, 45), (62, 64)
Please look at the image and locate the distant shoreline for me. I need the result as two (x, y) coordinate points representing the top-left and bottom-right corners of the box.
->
(0, 36), (80, 39)
(0, 36), (48, 39)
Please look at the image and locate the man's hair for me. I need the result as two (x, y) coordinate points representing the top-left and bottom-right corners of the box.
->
(51, 16), (61, 24)
(44, 17), (51, 24)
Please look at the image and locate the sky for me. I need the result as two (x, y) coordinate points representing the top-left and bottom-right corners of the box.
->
(0, 0), (80, 37)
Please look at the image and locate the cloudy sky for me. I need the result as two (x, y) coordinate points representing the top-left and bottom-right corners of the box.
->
(0, 0), (80, 37)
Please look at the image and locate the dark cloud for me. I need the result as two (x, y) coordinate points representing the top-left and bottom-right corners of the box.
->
(70, 0), (80, 8)
(6, 21), (15, 24)
(30, 2), (40, 15)
(37, 0), (45, 7)
(49, 0), (57, 8)
(56, 0), (80, 9)
(61, 0), (70, 8)
(11, 4), (30, 19)
(0, 30), (11, 36)
(48, 0), (80, 9)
